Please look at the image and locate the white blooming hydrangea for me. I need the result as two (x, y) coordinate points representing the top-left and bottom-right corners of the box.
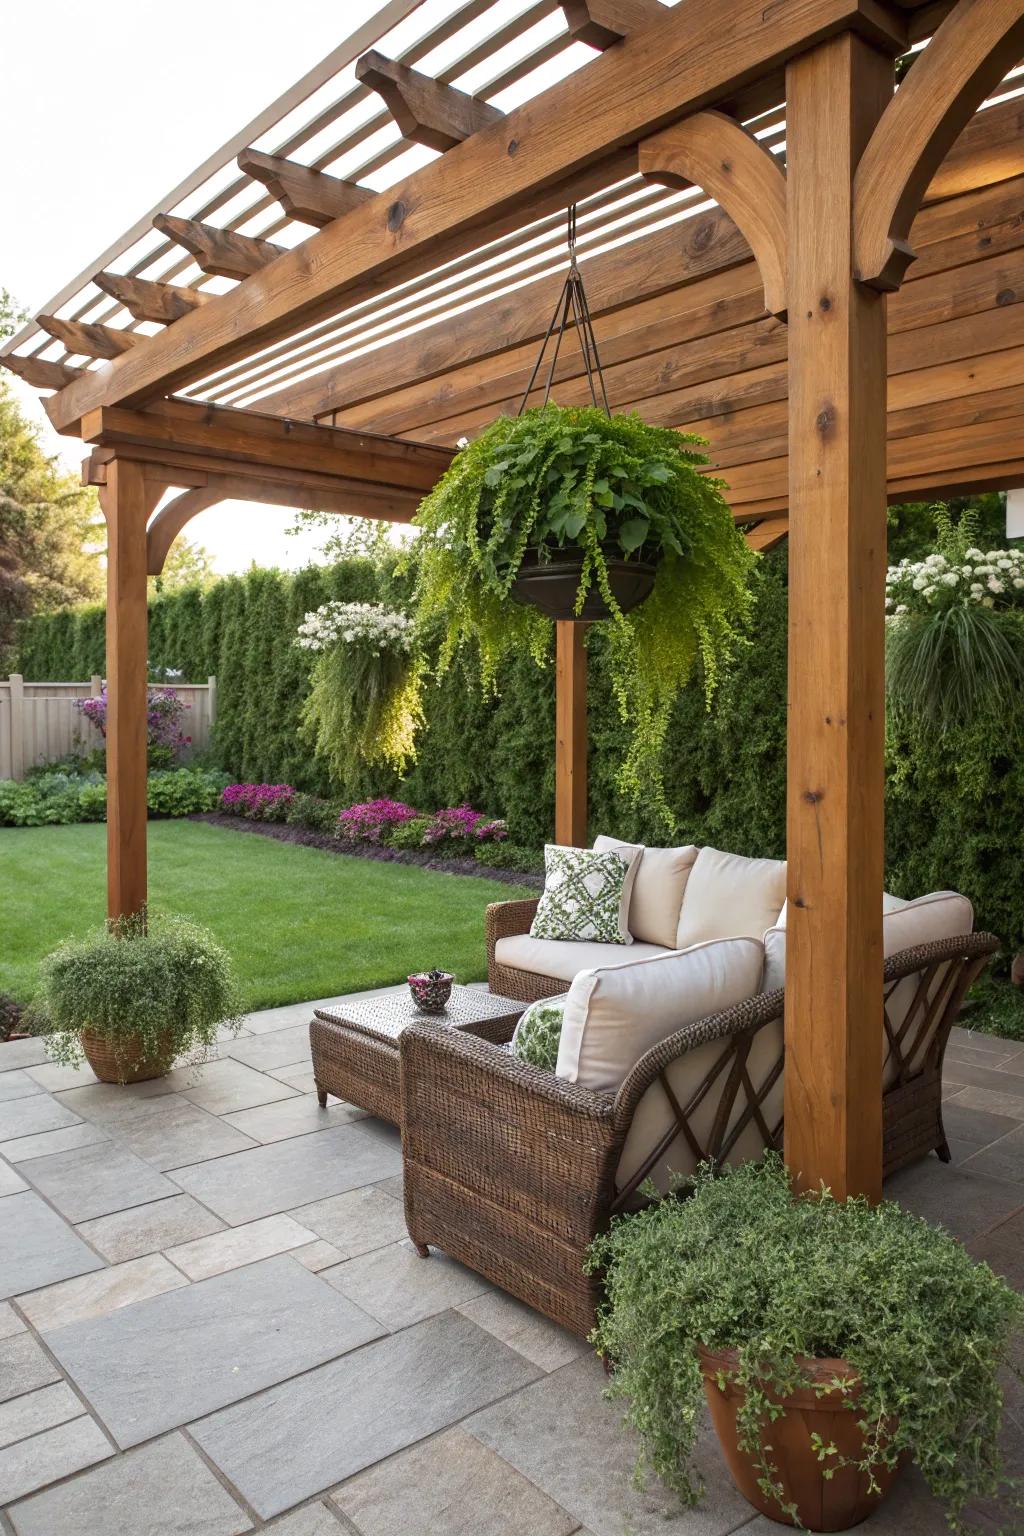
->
(295, 601), (416, 655)
(885, 545), (1024, 620)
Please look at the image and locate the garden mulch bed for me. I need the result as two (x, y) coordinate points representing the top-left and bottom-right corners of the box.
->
(190, 813), (543, 890)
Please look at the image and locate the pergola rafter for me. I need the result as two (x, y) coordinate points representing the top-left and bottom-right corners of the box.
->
(3, 0), (1023, 1203)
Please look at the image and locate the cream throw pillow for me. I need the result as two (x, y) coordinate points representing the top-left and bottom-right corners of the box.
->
(530, 844), (640, 945)
(676, 846), (787, 948)
(593, 835), (699, 948)
(555, 936), (765, 1093)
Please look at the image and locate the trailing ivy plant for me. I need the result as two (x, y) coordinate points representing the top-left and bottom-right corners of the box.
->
(410, 405), (757, 829)
(30, 913), (242, 1072)
(296, 601), (423, 776)
(587, 1156), (1023, 1531)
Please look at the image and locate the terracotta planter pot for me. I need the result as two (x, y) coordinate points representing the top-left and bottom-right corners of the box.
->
(81, 1029), (176, 1085)
(699, 1346), (903, 1531)
(510, 547), (656, 621)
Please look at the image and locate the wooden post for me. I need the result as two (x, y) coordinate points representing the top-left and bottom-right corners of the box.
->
(100, 459), (156, 922)
(8, 675), (25, 782)
(784, 32), (892, 1202)
(555, 620), (588, 847)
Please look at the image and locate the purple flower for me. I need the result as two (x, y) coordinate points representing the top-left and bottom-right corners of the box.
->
(219, 784), (294, 819)
(76, 686), (191, 759)
(336, 799), (419, 843)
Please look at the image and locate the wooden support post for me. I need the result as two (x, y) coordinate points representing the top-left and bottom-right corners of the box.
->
(555, 621), (588, 847)
(784, 32), (891, 1202)
(99, 459), (157, 922)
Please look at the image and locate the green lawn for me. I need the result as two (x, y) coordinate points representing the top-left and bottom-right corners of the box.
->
(1, 821), (531, 1010)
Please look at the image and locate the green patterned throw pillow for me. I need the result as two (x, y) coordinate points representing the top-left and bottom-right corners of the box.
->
(530, 844), (637, 944)
(512, 996), (566, 1072)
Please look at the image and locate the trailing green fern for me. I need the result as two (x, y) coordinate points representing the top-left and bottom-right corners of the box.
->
(409, 405), (757, 829)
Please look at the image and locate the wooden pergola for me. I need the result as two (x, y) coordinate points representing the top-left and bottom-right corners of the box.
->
(5, 0), (1024, 1202)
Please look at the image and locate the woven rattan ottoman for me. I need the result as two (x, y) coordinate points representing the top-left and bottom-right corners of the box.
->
(310, 985), (524, 1125)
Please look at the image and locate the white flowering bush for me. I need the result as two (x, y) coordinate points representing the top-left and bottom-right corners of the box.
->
(886, 547), (1024, 617)
(296, 602), (422, 774)
(296, 601), (416, 655)
(884, 507), (1024, 737)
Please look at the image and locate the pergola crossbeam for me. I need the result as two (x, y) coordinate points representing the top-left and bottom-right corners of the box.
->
(93, 273), (211, 324)
(152, 215), (285, 281)
(236, 149), (375, 227)
(37, 316), (141, 360)
(354, 49), (502, 151)
(559, 0), (666, 49)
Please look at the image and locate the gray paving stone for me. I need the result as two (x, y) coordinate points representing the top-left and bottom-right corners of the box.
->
(21, 1139), (177, 1222)
(0, 1039), (49, 1070)
(228, 1024), (315, 1073)
(333, 1426), (578, 1536)
(0, 1414), (113, 1506)
(76, 1194), (225, 1263)
(0, 1382), (85, 1448)
(53, 1079), (174, 1123)
(6, 1432), (251, 1536)
(290, 1240), (344, 1272)
(0, 1302), (26, 1341)
(467, 1354), (751, 1536)
(323, 1239), (491, 1330)
(943, 1060), (1024, 1105)
(0, 1333), (61, 1405)
(190, 1310), (540, 1519)
(0, 1094), (81, 1141)
(0, 1160), (27, 1197)
(95, 1093), (259, 1171)
(18, 1253), (188, 1333)
(961, 1125), (1024, 1184)
(0, 1191), (105, 1300)
(457, 1290), (588, 1373)
(942, 1100), (1022, 1148)
(46, 1253), (383, 1447)
(223, 1093), (362, 1144)
(267, 1064), (319, 1093)
(171, 1122), (402, 1224)
(169, 1056), (299, 1115)
(292, 1184), (407, 1258)
(25, 1061), (98, 1092)
(265, 1504), (344, 1534)
(884, 1158), (1024, 1240)
(165, 1213), (318, 1281)
(969, 1207), (1024, 1289)
(0, 1120), (110, 1163)
(0, 1072), (44, 1104)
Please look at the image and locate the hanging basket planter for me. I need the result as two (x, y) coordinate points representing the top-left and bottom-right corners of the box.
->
(510, 546), (656, 621)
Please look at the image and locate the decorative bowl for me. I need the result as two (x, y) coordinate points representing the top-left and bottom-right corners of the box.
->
(408, 970), (454, 1013)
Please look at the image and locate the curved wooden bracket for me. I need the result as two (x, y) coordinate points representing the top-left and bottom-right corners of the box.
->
(639, 112), (788, 319)
(853, 0), (1024, 291)
(146, 487), (223, 575)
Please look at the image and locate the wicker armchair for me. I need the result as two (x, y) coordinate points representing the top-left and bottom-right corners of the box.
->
(402, 931), (998, 1337)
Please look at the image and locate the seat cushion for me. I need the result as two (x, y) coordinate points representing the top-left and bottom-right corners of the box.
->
(494, 933), (669, 984)
(777, 890), (906, 929)
(676, 846), (787, 948)
(593, 835), (699, 948)
(530, 843), (641, 945)
(555, 936), (765, 1093)
(763, 890), (974, 993)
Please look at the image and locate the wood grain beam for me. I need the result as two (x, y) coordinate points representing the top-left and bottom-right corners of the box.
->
(0, 354), (83, 390)
(45, 0), (905, 434)
(854, 0), (1024, 289)
(640, 112), (788, 316)
(237, 149), (375, 227)
(560, 0), (666, 49)
(354, 50), (502, 151)
(555, 622), (588, 846)
(37, 316), (141, 360)
(152, 215), (285, 281)
(146, 487), (223, 576)
(94, 273), (210, 324)
(744, 513), (789, 550)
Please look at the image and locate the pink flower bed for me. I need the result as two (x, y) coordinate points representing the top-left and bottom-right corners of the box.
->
(336, 799), (419, 843)
(220, 784), (295, 819)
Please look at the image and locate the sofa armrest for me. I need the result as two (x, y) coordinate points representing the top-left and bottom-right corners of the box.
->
(485, 897), (540, 987)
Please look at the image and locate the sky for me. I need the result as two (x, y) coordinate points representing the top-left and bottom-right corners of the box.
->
(1, 0), (401, 574)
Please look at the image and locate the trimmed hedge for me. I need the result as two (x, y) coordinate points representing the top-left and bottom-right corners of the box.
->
(15, 547), (1024, 950)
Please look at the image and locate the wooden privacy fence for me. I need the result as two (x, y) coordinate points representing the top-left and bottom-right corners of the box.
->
(0, 675), (217, 780)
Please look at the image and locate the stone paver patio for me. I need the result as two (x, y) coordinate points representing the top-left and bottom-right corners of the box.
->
(0, 994), (1021, 1536)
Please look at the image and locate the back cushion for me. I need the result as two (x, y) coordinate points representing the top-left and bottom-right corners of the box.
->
(555, 937), (765, 1093)
(593, 835), (699, 948)
(676, 847), (787, 948)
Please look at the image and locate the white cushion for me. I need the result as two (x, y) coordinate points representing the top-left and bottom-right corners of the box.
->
(777, 890), (906, 929)
(494, 933), (670, 985)
(530, 843), (641, 945)
(593, 835), (699, 949)
(762, 924), (786, 993)
(555, 937), (765, 1093)
(676, 847), (787, 948)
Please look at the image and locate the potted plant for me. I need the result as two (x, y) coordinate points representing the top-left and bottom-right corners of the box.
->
(410, 404), (756, 827)
(588, 1156), (1022, 1532)
(31, 914), (242, 1084)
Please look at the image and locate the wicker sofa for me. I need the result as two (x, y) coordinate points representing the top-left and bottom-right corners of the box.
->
(402, 873), (997, 1335)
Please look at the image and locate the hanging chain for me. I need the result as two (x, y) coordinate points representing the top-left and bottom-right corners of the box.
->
(517, 203), (611, 417)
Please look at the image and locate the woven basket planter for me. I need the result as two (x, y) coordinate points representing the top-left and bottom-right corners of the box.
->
(699, 1347), (903, 1531)
(81, 1029), (177, 1085)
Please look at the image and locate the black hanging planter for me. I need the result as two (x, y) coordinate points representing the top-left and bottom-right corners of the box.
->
(510, 546), (656, 621)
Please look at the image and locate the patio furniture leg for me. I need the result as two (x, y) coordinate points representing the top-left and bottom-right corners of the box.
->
(316, 1083), (327, 1107)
